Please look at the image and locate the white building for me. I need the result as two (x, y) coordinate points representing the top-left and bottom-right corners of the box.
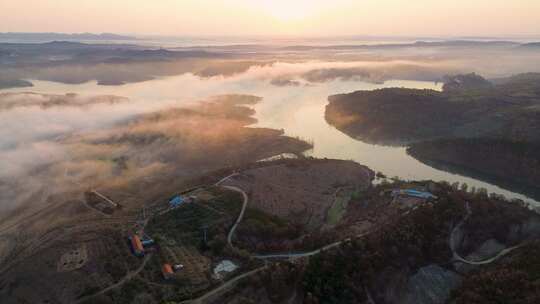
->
(213, 260), (238, 279)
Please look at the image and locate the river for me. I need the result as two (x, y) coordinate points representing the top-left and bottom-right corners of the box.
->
(3, 65), (538, 206)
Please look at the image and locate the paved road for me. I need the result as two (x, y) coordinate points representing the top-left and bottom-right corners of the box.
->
(449, 202), (471, 257)
(213, 172), (248, 249)
(184, 236), (354, 304)
(74, 253), (153, 304)
(450, 202), (523, 265)
(179, 266), (267, 304)
(454, 244), (524, 265)
(223, 185), (248, 249)
(215, 172), (239, 186)
(253, 232), (376, 260)
(253, 236), (352, 260)
(186, 232), (371, 304)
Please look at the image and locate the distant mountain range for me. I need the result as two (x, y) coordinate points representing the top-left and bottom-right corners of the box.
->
(521, 42), (540, 48)
(0, 32), (136, 41)
(279, 40), (530, 51)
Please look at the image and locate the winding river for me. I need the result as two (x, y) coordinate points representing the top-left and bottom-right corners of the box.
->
(3, 66), (539, 206)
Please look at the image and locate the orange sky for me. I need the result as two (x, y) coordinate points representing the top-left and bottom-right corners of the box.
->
(1, 0), (539, 37)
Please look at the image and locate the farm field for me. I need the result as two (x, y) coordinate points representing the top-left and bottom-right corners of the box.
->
(221, 158), (373, 230)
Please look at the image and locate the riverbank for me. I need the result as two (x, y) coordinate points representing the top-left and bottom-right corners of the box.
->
(408, 138), (540, 202)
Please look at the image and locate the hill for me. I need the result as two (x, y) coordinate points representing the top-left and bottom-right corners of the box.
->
(325, 73), (540, 145)
(207, 178), (540, 304)
(0, 32), (136, 41)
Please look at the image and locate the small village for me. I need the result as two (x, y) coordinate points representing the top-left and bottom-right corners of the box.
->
(125, 186), (244, 295)
(120, 166), (441, 298)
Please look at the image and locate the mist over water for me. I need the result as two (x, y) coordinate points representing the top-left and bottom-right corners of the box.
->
(3, 61), (539, 207)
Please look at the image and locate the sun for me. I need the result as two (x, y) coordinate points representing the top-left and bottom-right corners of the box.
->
(258, 0), (320, 22)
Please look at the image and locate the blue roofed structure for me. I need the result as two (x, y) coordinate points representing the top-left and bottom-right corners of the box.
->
(141, 238), (155, 247)
(404, 189), (436, 199)
(169, 195), (184, 207)
(392, 189), (437, 200)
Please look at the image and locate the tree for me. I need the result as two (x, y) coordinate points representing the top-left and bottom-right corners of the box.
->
(477, 188), (488, 197)
(208, 235), (226, 255)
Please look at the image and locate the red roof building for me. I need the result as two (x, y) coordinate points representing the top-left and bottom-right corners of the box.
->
(162, 263), (174, 279)
(130, 235), (144, 257)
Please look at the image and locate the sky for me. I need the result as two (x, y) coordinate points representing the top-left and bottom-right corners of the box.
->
(1, 0), (540, 37)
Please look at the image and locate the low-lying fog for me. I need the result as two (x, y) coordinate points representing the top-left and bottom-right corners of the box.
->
(2, 44), (540, 215)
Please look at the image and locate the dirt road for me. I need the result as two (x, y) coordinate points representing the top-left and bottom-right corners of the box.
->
(74, 253), (152, 304)
(450, 202), (523, 265)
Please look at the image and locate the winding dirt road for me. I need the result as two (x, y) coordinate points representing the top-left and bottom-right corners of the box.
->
(450, 202), (524, 265)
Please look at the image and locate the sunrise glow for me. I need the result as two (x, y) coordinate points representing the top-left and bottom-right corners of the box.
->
(1, 0), (540, 36)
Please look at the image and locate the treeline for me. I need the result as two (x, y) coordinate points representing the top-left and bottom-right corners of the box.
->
(302, 183), (467, 303)
(408, 138), (540, 199)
